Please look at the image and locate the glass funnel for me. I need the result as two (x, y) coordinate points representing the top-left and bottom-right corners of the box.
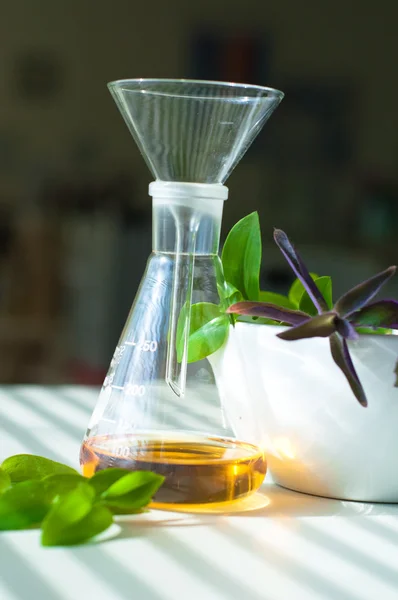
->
(80, 79), (283, 509)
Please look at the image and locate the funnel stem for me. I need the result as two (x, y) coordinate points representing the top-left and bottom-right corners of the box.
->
(166, 216), (198, 397)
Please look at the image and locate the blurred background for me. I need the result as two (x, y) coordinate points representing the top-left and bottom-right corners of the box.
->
(0, 0), (397, 384)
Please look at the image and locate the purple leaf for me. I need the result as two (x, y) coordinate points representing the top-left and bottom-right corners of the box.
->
(227, 302), (310, 326)
(335, 266), (396, 318)
(329, 333), (367, 407)
(277, 313), (337, 341)
(273, 229), (328, 313)
(350, 299), (398, 330)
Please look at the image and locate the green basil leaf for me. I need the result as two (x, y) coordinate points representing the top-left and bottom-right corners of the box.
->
(222, 212), (261, 300)
(101, 471), (164, 512)
(89, 468), (133, 496)
(0, 468), (11, 493)
(299, 276), (333, 315)
(41, 504), (113, 547)
(177, 302), (229, 363)
(43, 474), (86, 501)
(103, 471), (163, 497)
(1, 454), (78, 483)
(0, 480), (51, 530)
(288, 273), (319, 308)
(47, 482), (94, 524)
(258, 291), (296, 309)
(41, 482), (95, 545)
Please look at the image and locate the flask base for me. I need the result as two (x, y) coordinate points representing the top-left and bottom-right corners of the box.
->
(80, 433), (267, 507)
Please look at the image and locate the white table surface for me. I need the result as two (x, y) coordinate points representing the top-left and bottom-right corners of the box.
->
(1, 386), (398, 600)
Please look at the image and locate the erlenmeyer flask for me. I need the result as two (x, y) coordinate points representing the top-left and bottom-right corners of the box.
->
(80, 79), (283, 508)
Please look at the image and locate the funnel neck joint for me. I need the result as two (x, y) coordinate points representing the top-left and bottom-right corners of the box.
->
(150, 181), (228, 256)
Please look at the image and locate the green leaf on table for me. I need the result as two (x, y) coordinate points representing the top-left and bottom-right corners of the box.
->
(0, 468), (11, 493)
(44, 481), (95, 526)
(259, 291), (296, 309)
(41, 482), (98, 546)
(43, 474), (86, 501)
(101, 471), (164, 512)
(1, 454), (78, 483)
(0, 480), (51, 530)
(177, 302), (229, 363)
(89, 468), (133, 496)
(221, 212), (262, 300)
(103, 471), (162, 497)
(288, 273), (319, 308)
(42, 503), (113, 547)
(299, 276), (333, 315)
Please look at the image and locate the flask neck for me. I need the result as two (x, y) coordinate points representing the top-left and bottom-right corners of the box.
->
(150, 182), (227, 255)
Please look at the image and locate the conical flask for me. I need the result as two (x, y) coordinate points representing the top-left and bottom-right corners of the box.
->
(80, 79), (283, 508)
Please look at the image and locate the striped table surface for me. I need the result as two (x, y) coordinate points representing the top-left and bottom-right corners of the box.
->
(1, 386), (398, 600)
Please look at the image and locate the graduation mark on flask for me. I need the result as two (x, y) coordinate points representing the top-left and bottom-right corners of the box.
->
(125, 340), (158, 352)
(110, 383), (146, 397)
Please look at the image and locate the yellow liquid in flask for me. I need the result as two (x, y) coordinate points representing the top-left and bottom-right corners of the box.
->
(80, 434), (267, 509)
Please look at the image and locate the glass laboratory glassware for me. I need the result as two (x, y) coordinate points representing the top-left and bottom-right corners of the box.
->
(80, 79), (283, 509)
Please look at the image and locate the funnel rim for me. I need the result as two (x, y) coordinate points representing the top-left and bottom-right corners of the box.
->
(107, 78), (284, 102)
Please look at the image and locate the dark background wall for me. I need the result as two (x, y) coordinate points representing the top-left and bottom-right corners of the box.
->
(0, 1), (397, 383)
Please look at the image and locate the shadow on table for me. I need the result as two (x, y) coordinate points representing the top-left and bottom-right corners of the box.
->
(102, 483), (398, 545)
(239, 484), (398, 518)
(80, 485), (398, 600)
(131, 483), (398, 519)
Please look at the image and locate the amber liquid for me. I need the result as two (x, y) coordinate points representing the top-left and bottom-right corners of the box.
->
(80, 434), (266, 508)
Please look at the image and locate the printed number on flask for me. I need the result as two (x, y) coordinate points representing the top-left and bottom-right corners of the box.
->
(126, 340), (157, 352)
(125, 384), (146, 397)
(142, 340), (157, 352)
(115, 446), (130, 458)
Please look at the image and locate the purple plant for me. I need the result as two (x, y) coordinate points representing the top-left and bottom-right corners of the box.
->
(228, 229), (398, 407)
